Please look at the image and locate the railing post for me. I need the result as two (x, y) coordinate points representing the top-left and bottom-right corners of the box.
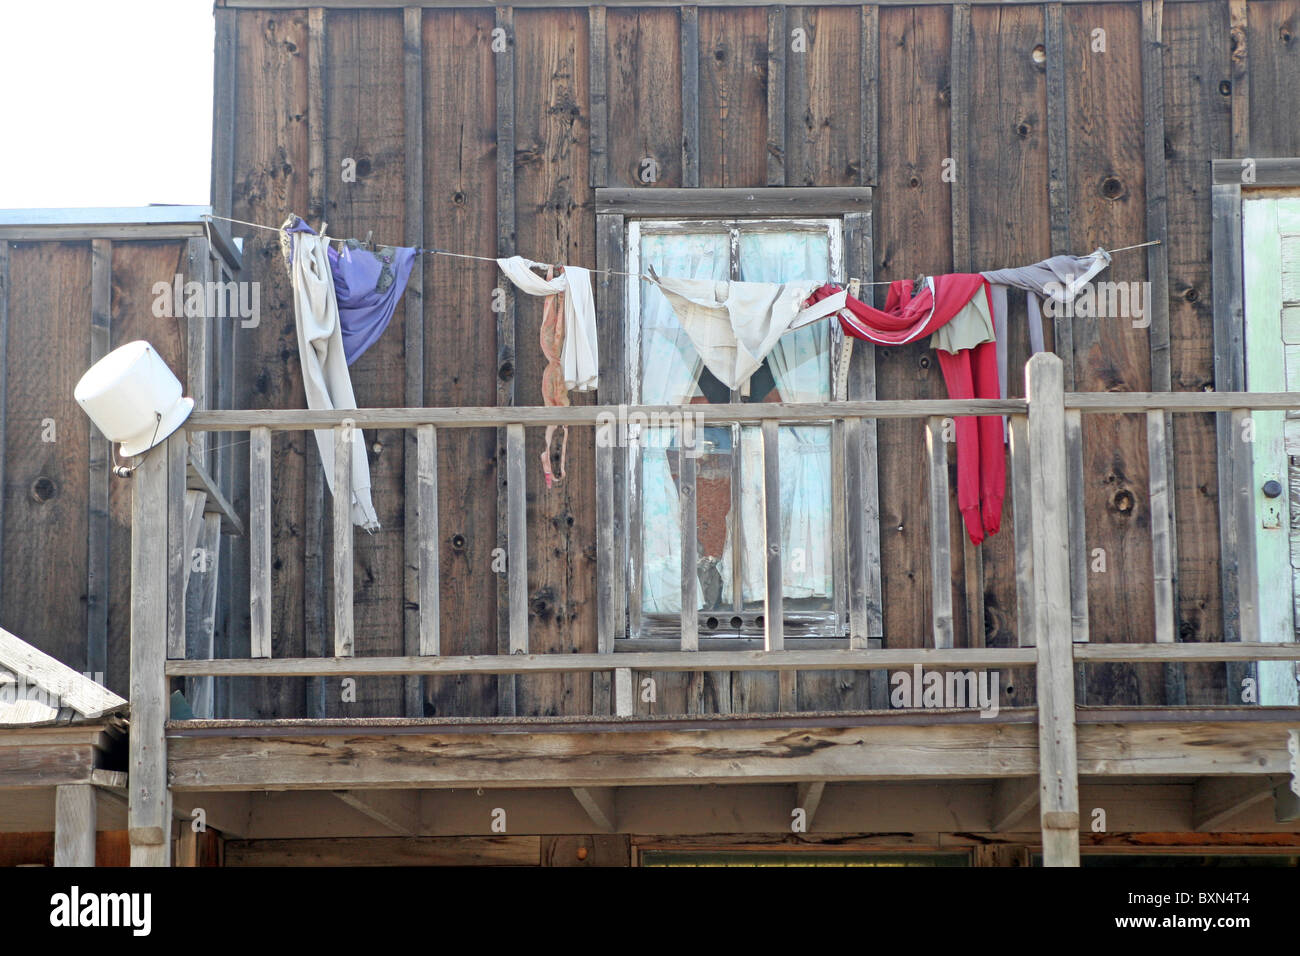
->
(334, 420), (355, 657)
(1026, 353), (1080, 866)
(417, 425), (440, 657)
(679, 417), (699, 652)
(925, 416), (954, 648)
(506, 424), (529, 655)
(129, 434), (179, 867)
(249, 426), (272, 659)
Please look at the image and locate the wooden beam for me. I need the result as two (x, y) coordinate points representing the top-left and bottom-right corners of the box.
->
(224, 836), (541, 867)
(334, 790), (422, 836)
(129, 437), (174, 866)
(762, 418), (783, 651)
(1211, 157), (1300, 186)
(54, 784), (96, 867)
(417, 425), (440, 656)
(1027, 354), (1079, 867)
(166, 433), (189, 660)
(222, 0), (1265, 8)
(596, 187), (872, 216)
(165, 719), (1300, 793)
(249, 426), (272, 659)
(990, 777), (1038, 832)
(87, 239), (111, 680)
(212, 8), (237, 217)
(926, 417), (954, 649)
(185, 449), (244, 535)
(403, 4), (427, 717)
(1192, 776), (1278, 831)
(333, 421), (355, 658)
(167, 646), (1039, 678)
(495, 3), (517, 718)
(766, 5), (786, 185)
(0, 628), (125, 717)
(680, 6), (699, 188)
(570, 787), (617, 832)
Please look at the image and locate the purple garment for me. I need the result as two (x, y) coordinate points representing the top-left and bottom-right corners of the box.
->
(281, 216), (418, 365)
(328, 240), (418, 364)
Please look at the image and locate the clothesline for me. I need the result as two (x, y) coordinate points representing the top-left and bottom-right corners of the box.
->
(201, 213), (1159, 286)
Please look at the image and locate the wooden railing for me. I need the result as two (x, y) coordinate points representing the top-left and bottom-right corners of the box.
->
(125, 352), (1300, 865)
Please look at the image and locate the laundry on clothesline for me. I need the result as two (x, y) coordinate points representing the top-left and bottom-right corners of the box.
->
(497, 256), (599, 392)
(647, 267), (847, 391)
(280, 216), (381, 531)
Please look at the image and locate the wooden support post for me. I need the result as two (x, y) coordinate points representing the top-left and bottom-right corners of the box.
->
(129, 436), (175, 867)
(249, 426), (272, 660)
(1009, 414), (1035, 646)
(926, 417), (954, 649)
(403, 4), (427, 716)
(334, 421), (355, 657)
(614, 667), (634, 717)
(166, 434), (189, 661)
(762, 418), (783, 651)
(679, 419), (698, 653)
(1027, 354), (1080, 867)
(417, 425), (440, 658)
(507, 423), (528, 656)
(54, 784), (96, 867)
(185, 513), (221, 718)
(680, 6), (699, 188)
(88, 239), (111, 679)
(495, 3), (517, 718)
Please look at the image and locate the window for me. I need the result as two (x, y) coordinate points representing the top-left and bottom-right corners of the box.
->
(624, 218), (845, 639)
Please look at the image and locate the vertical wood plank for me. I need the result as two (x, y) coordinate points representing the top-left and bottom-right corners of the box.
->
(1009, 413), (1035, 646)
(1027, 354), (1079, 867)
(183, 238), (211, 461)
(0, 240), (6, 628)
(212, 8), (238, 217)
(307, 8), (326, 223)
(495, 4), (517, 717)
(679, 421), (699, 653)
(54, 784), (96, 867)
(680, 6), (700, 188)
(334, 421), (355, 658)
(1230, 407), (1260, 645)
(762, 418), (783, 651)
(860, 5), (878, 187)
(589, 5), (608, 188)
(129, 439), (171, 867)
(1044, 2), (1071, 315)
(1228, 0), (1249, 157)
(403, 4), (426, 716)
(417, 424), (440, 657)
(87, 239), (111, 679)
(926, 417), (954, 649)
(766, 5), (786, 186)
(249, 426), (272, 660)
(506, 423), (528, 656)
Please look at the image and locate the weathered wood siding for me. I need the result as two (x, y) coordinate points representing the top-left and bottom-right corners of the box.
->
(211, 0), (1300, 717)
(0, 235), (234, 699)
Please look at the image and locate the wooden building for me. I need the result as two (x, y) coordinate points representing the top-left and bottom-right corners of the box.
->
(3, 0), (1300, 865)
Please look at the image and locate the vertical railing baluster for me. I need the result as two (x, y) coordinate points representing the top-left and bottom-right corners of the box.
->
(762, 418), (783, 651)
(417, 424), (440, 656)
(679, 417), (699, 652)
(334, 419), (355, 657)
(1009, 413), (1035, 646)
(926, 416), (954, 649)
(507, 423), (529, 655)
(249, 426), (272, 659)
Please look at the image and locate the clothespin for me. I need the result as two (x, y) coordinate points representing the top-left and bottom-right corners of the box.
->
(848, 277), (861, 300)
(836, 278), (858, 402)
(362, 230), (373, 250)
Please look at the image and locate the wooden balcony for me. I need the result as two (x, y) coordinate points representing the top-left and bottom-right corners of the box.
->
(123, 354), (1300, 865)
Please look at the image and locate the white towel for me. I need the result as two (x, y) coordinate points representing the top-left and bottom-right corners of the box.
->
(496, 256), (599, 391)
(288, 230), (381, 531)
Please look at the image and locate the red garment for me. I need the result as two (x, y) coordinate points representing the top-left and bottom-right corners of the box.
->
(806, 277), (1006, 545)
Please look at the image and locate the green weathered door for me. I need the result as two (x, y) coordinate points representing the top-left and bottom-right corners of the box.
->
(1242, 194), (1300, 705)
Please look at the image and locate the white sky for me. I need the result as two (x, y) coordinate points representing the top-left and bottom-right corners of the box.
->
(0, 0), (213, 208)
